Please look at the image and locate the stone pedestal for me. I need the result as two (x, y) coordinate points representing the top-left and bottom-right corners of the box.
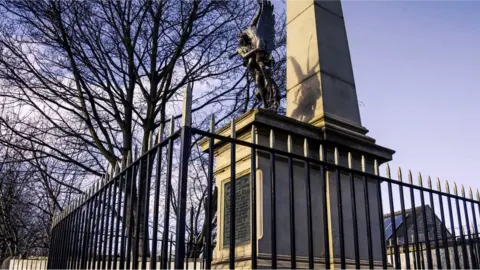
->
(201, 109), (394, 269)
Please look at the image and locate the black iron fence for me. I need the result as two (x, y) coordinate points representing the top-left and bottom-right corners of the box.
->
(47, 87), (480, 269)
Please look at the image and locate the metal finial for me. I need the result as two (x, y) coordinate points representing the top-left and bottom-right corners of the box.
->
(461, 185), (465, 197)
(445, 180), (450, 194)
(347, 152), (352, 169)
(169, 115), (175, 136)
(319, 144), (324, 162)
(361, 155), (366, 172)
(469, 187), (473, 200)
(270, 129), (275, 148)
(397, 167), (403, 182)
(231, 119), (236, 139)
(334, 147), (339, 165)
(155, 124), (163, 145)
(182, 82), (192, 127)
(385, 163), (391, 179)
(251, 125), (256, 144)
(427, 176), (432, 189)
(374, 159), (379, 176)
(436, 177), (442, 192)
(453, 182), (458, 196)
(148, 131), (154, 151)
(418, 172), (423, 187)
(477, 189), (480, 201)
(408, 170), (413, 184)
(210, 114), (215, 133)
(287, 135), (292, 153)
(304, 138), (309, 158)
(124, 150), (130, 166)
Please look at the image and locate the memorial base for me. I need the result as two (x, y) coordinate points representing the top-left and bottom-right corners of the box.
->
(201, 109), (394, 269)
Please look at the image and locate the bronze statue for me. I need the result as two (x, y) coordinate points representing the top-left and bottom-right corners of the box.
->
(230, 0), (280, 111)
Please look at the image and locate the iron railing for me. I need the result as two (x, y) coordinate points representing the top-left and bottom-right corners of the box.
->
(47, 86), (480, 269)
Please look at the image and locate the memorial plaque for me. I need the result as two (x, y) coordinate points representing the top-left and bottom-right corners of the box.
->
(223, 175), (250, 248)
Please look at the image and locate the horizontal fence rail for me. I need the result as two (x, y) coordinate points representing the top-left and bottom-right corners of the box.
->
(47, 87), (480, 270)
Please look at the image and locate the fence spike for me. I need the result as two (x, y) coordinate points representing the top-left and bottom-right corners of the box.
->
(418, 172), (423, 187)
(210, 114), (215, 133)
(148, 131), (154, 151)
(453, 182), (458, 196)
(287, 135), (292, 153)
(251, 125), (256, 144)
(386, 163), (391, 179)
(374, 159), (379, 176)
(334, 147), (339, 165)
(155, 125), (162, 146)
(115, 162), (121, 176)
(319, 144), (324, 162)
(445, 180), (450, 194)
(169, 115), (175, 136)
(427, 176), (432, 189)
(182, 81), (193, 127)
(231, 119), (236, 139)
(408, 170), (413, 184)
(304, 138), (309, 158)
(347, 152), (352, 169)
(134, 146), (139, 162)
(126, 150), (132, 166)
(461, 185), (465, 197)
(397, 167), (403, 182)
(436, 177), (442, 192)
(477, 189), (480, 201)
(270, 129), (275, 148)
(469, 187), (473, 200)
(361, 155), (366, 172)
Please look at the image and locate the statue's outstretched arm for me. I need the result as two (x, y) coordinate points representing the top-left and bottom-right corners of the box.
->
(250, 0), (263, 27)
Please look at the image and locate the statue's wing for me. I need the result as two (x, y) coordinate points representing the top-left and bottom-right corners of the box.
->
(256, 0), (275, 53)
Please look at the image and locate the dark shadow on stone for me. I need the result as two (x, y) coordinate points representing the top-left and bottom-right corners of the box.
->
(289, 37), (321, 122)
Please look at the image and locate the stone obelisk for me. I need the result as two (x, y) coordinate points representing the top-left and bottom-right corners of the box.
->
(286, 0), (395, 268)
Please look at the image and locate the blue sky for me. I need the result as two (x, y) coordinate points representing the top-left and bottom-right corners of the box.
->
(340, 1), (480, 191)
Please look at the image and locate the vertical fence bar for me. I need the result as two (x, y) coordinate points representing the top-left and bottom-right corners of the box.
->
(228, 119), (236, 270)
(320, 145), (330, 269)
(304, 139), (314, 269)
(99, 182), (108, 269)
(133, 156), (144, 270)
(82, 192), (93, 269)
(386, 164), (400, 269)
(453, 183), (470, 268)
(73, 202), (83, 269)
(418, 173), (433, 269)
(427, 177), (441, 269)
(161, 118), (175, 270)
(141, 133), (154, 270)
(169, 235), (173, 269)
(374, 160), (387, 268)
(397, 168), (410, 269)
(462, 186), (477, 268)
(348, 153), (360, 269)
(102, 180), (111, 269)
(107, 167), (117, 270)
(408, 171), (422, 269)
(437, 179), (451, 269)
(445, 181), (460, 268)
(334, 148), (345, 269)
(287, 135), (296, 269)
(127, 155), (139, 270)
(174, 83), (193, 270)
(361, 156), (373, 269)
(470, 188), (479, 269)
(151, 129), (164, 270)
(90, 184), (101, 270)
(251, 125), (257, 269)
(78, 199), (88, 269)
(204, 116), (215, 270)
(270, 130), (277, 269)
(119, 162), (129, 270)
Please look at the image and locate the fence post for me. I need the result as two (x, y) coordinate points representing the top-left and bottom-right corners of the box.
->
(174, 82), (193, 269)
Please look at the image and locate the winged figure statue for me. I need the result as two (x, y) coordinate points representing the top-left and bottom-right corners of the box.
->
(230, 0), (280, 111)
